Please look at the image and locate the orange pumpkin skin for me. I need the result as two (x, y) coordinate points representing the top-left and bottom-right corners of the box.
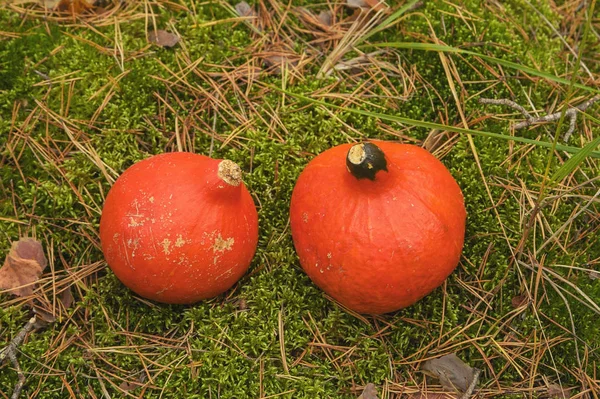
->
(289, 141), (466, 314)
(99, 152), (258, 304)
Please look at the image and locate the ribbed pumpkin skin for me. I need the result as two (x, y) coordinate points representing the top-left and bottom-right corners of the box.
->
(289, 142), (466, 314)
(99, 152), (258, 304)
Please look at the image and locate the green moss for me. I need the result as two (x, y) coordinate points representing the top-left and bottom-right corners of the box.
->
(0, 0), (598, 397)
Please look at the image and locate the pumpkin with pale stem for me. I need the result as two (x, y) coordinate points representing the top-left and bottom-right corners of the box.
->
(99, 152), (258, 304)
(289, 141), (466, 314)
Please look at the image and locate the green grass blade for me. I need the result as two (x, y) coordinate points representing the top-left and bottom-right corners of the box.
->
(356, 0), (421, 45)
(550, 136), (600, 183)
(366, 42), (600, 95)
(267, 84), (600, 158)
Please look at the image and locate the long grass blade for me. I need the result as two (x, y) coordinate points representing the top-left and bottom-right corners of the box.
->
(550, 136), (600, 183)
(356, 0), (421, 45)
(366, 42), (599, 95)
(265, 84), (600, 158)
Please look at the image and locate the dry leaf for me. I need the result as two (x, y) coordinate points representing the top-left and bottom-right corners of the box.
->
(60, 287), (74, 309)
(261, 47), (300, 75)
(346, 0), (388, 12)
(148, 30), (180, 48)
(357, 383), (379, 399)
(546, 383), (573, 399)
(263, 54), (298, 69)
(296, 8), (333, 28)
(235, 1), (256, 18)
(511, 293), (528, 308)
(33, 307), (56, 326)
(422, 354), (476, 392)
(0, 238), (48, 297)
(318, 11), (333, 26)
(234, 1), (262, 32)
(119, 374), (146, 392)
(589, 270), (599, 280)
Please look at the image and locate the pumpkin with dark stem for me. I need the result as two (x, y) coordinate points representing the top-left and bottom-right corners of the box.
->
(99, 152), (258, 304)
(289, 141), (466, 314)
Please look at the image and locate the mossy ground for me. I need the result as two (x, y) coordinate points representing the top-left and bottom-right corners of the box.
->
(1, 0), (599, 398)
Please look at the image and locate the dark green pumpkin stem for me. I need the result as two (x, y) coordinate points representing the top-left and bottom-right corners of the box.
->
(346, 142), (388, 180)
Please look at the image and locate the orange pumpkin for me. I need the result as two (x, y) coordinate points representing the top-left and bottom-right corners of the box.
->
(289, 141), (466, 314)
(99, 152), (258, 304)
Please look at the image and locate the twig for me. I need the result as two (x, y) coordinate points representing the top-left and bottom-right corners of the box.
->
(0, 316), (37, 399)
(479, 96), (600, 141)
(460, 368), (481, 399)
(478, 98), (533, 120)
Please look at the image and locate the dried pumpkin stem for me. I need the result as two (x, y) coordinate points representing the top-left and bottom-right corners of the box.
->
(346, 142), (388, 180)
(218, 160), (242, 186)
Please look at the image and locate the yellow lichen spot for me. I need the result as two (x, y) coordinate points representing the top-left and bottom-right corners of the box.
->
(175, 235), (186, 248)
(327, 252), (332, 259)
(149, 196), (155, 203)
(213, 234), (234, 252)
(161, 238), (172, 255)
(129, 217), (145, 227)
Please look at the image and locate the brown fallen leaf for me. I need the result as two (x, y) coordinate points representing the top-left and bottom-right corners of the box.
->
(0, 238), (48, 297)
(357, 383), (379, 399)
(511, 293), (528, 308)
(263, 54), (299, 71)
(318, 10), (333, 26)
(260, 46), (301, 75)
(31, 286), (74, 328)
(33, 306), (56, 328)
(589, 270), (599, 280)
(235, 1), (262, 32)
(422, 354), (477, 392)
(235, 1), (256, 18)
(119, 374), (147, 392)
(148, 30), (180, 48)
(545, 383), (573, 399)
(60, 286), (74, 309)
(296, 7), (333, 29)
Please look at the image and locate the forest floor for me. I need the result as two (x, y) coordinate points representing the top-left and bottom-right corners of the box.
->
(0, 0), (599, 398)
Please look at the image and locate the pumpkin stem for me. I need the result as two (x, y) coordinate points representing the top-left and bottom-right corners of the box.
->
(346, 142), (388, 180)
(218, 160), (242, 186)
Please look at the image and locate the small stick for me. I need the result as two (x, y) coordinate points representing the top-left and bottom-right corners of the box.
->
(479, 95), (600, 141)
(0, 317), (37, 399)
(460, 368), (481, 399)
(478, 98), (533, 120)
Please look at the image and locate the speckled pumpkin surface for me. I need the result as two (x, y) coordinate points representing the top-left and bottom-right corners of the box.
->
(100, 152), (259, 304)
